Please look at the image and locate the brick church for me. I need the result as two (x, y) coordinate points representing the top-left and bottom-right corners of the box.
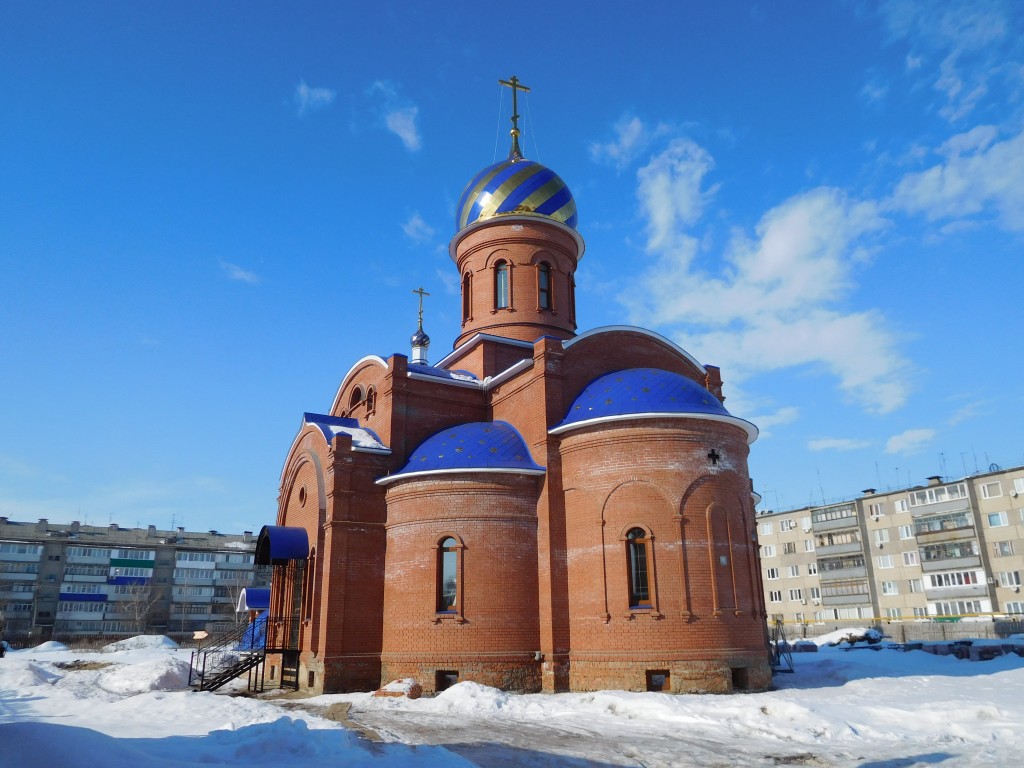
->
(257, 78), (771, 695)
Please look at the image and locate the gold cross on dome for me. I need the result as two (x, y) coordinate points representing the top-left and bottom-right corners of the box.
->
(412, 286), (430, 327)
(499, 75), (531, 160)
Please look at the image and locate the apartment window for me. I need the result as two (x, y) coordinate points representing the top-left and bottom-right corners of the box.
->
(783, 542), (797, 555)
(909, 578), (923, 593)
(898, 525), (914, 540)
(903, 551), (919, 566)
(626, 528), (652, 608)
(1014, 478), (1024, 495)
(787, 565), (800, 578)
(886, 608), (902, 619)
(998, 571), (1021, 588)
(908, 483), (968, 507)
(494, 261), (511, 309)
(437, 537), (460, 612)
(915, 510), (973, 535)
(769, 590), (782, 603)
(913, 607), (928, 618)
(934, 600), (982, 616)
(0, 542), (44, 555)
(928, 571), (981, 588)
(804, 539), (815, 552)
(760, 523), (773, 536)
(801, 517), (812, 532)
(780, 519), (797, 532)
(811, 503), (856, 524)
(979, 481), (1002, 499)
(881, 581), (899, 596)
(988, 512), (1008, 528)
(765, 567), (779, 580)
(789, 589), (803, 602)
(761, 545), (776, 557)
(794, 612), (805, 623)
(994, 541), (1014, 557)
(537, 262), (551, 309)
(868, 503), (884, 517)
(809, 587), (821, 600)
(873, 529), (890, 545)
(1005, 601), (1024, 614)
(807, 562), (818, 575)
(895, 499), (909, 513)
(816, 530), (859, 548)
(877, 555), (893, 569)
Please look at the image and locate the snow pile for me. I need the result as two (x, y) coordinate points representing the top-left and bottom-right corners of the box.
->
(422, 681), (511, 714)
(101, 635), (179, 652)
(0, 659), (61, 687)
(21, 640), (69, 653)
(96, 656), (192, 694)
(4, 636), (1024, 766)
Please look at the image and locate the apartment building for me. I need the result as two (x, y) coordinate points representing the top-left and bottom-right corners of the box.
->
(0, 517), (263, 645)
(757, 463), (1024, 628)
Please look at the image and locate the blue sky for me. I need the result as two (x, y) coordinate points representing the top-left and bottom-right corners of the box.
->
(2, 1), (1023, 533)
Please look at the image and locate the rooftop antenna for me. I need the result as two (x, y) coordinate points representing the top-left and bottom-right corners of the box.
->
(939, 452), (947, 479)
(499, 75), (530, 161)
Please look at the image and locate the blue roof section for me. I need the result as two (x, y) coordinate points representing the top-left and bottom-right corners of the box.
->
(553, 368), (757, 442)
(377, 420), (545, 485)
(406, 365), (480, 383)
(255, 525), (310, 565)
(303, 412), (389, 452)
(236, 587), (270, 612)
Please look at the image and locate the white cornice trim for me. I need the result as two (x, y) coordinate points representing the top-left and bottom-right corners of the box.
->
(483, 358), (534, 390)
(435, 333), (534, 370)
(548, 411), (759, 444)
(329, 355), (389, 414)
(376, 466), (547, 486)
(562, 326), (707, 375)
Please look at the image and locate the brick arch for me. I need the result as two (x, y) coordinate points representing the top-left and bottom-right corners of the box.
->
(598, 480), (675, 619)
(482, 247), (513, 269)
(279, 446), (327, 528)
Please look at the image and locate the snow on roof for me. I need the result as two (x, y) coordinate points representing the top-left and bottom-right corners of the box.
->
(303, 412), (390, 453)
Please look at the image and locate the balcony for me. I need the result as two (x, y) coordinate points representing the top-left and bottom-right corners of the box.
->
(924, 583), (989, 601)
(915, 526), (975, 544)
(819, 565), (867, 580)
(822, 594), (871, 606)
(815, 541), (864, 557)
(812, 515), (860, 533)
(921, 555), (982, 572)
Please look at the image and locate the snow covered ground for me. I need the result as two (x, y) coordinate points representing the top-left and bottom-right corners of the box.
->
(2, 631), (1023, 767)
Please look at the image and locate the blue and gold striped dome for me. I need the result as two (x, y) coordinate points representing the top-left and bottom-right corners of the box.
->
(455, 158), (578, 233)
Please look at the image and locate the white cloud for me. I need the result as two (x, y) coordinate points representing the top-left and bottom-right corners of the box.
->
(618, 131), (909, 414)
(220, 261), (260, 284)
(808, 437), (872, 452)
(401, 212), (434, 243)
(880, 0), (1018, 122)
(891, 125), (1024, 231)
(369, 81), (421, 152)
(590, 116), (650, 170)
(293, 80), (336, 117)
(636, 138), (716, 260)
(884, 428), (937, 455)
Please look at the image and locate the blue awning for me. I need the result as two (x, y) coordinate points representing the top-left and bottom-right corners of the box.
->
(236, 587), (271, 612)
(255, 525), (310, 565)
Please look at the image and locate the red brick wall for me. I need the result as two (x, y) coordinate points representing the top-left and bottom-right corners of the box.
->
(557, 419), (771, 692)
(452, 219), (580, 348)
(380, 473), (542, 693)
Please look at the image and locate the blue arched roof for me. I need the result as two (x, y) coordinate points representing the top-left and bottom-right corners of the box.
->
(255, 525), (310, 565)
(377, 421), (545, 485)
(551, 368), (757, 442)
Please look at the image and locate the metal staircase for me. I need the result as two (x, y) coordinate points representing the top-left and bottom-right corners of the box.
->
(189, 618), (267, 692)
